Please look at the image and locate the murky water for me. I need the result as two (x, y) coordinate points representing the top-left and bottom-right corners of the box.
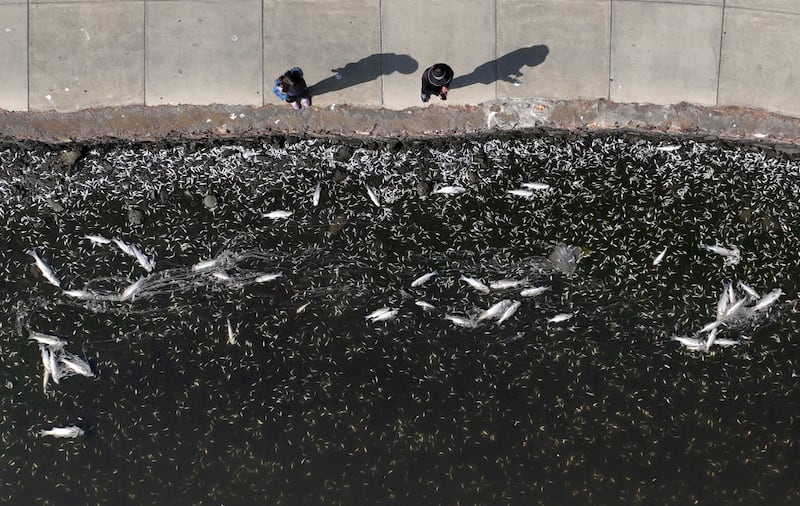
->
(1, 133), (798, 505)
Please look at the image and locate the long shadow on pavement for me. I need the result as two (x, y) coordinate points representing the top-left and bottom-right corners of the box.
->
(451, 45), (549, 88)
(311, 53), (419, 96)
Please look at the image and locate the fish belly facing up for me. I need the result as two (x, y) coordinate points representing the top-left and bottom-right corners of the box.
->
(520, 286), (550, 298)
(497, 301), (522, 324)
(444, 314), (477, 328)
(477, 299), (514, 321)
(547, 312), (573, 324)
(40, 426), (84, 438)
(460, 275), (490, 294)
(27, 250), (61, 287)
(254, 272), (283, 283)
(753, 288), (783, 312)
(410, 271), (438, 288)
(60, 354), (94, 378)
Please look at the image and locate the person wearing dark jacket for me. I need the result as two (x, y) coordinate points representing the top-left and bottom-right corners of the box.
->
(273, 67), (312, 109)
(420, 63), (454, 103)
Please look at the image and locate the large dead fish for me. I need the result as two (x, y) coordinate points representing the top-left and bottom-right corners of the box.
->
(27, 250), (61, 287)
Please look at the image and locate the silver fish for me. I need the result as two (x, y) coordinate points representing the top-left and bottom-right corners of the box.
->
(365, 307), (393, 321)
(699, 320), (722, 333)
(489, 279), (525, 290)
(431, 185), (466, 195)
(84, 234), (111, 245)
(121, 277), (145, 301)
(497, 301), (521, 324)
(226, 318), (237, 345)
(737, 281), (760, 300)
(296, 302), (311, 314)
(60, 354), (94, 377)
(371, 309), (398, 322)
(652, 246), (668, 266)
(27, 250), (60, 287)
(460, 275), (490, 294)
(262, 210), (293, 220)
(192, 258), (219, 271)
(365, 185), (381, 207)
(444, 314), (477, 328)
(655, 144), (680, 152)
(410, 271), (437, 288)
(112, 238), (136, 257)
(478, 300), (514, 321)
(414, 301), (436, 311)
(63, 289), (93, 299)
(254, 272), (283, 283)
(704, 327), (718, 352)
(30, 331), (67, 348)
(313, 181), (322, 207)
(507, 189), (534, 198)
(547, 313), (573, 323)
(714, 338), (741, 347)
(671, 335), (704, 351)
(40, 426), (84, 438)
(702, 244), (741, 265)
(519, 286), (550, 297)
(753, 288), (783, 311)
(520, 182), (551, 191)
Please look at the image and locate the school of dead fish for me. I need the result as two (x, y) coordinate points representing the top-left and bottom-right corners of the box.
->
(0, 134), (798, 503)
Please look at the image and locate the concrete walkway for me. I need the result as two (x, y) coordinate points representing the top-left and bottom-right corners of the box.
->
(0, 0), (798, 118)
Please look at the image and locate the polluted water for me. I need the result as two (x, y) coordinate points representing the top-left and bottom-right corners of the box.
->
(0, 132), (799, 505)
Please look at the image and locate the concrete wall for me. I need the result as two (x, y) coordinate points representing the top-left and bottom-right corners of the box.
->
(0, 0), (797, 117)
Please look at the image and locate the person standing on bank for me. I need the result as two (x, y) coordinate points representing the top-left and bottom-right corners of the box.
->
(420, 63), (454, 103)
(273, 67), (312, 109)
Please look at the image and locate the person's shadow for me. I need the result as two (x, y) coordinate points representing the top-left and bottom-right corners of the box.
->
(451, 45), (549, 88)
(310, 53), (419, 96)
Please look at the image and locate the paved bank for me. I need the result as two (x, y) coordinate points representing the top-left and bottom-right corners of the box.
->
(0, 0), (798, 121)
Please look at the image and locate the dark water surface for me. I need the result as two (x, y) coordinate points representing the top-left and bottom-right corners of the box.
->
(0, 133), (798, 505)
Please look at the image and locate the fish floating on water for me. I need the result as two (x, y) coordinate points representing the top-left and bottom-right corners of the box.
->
(410, 271), (437, 288)
(431, 185), (466, 195)
(460, 275), (490, 294)
(312, 181), (322, 207)
(652, 246), (668, 266)
(27, 250), (61, 287)
(702, 243), (741, 266)
(39, 426), (84, 438)
(547, 313), (573, 324)
(262, 210), (293, 220)
(365, 185), (381, 207)
(519, 286), (550, 298)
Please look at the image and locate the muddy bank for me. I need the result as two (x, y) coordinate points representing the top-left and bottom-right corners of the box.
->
(2, 99), (800, 153)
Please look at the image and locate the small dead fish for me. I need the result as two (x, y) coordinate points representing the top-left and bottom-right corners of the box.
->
(702, 244), (741, 265)
(29, 331), (67, 348)
(213, 272), (231, 281)
(460, 275), (490, 294)
(226, 318), (237, 345)
(704, 327), (719, 352)
(414, 301), (436, 311)
(431, 185), (466, 195)
(507, 189), (534, 198)
(520, 182), (551, 191)
(444, 314), (477, 328)
(296, 302), (311, 314)
(653, 246), (668, 266)
(478, 300), (514, 321)
(262, 210), (293, 220)
(60, 355), (94, 377)
(27, 250), (61, 287)
(63, 289), (93, 299)
(737, 281), (759, 300)
(192, 258), (219, 271)
(254, 272), (283, 283)
(40, 426), (84, 438)
(699, 320), (722, 333)
(753, 288), (783, 312)
(365, 185), (381, 207)
(497, 301), (521, 324)
(655, 144), (680, 152)
(714, 338), (741, 347)
(520, 286), (550, 297)
(671, 335), (704, 351)
(366, 307), (393, 321)
(112, 238), (136, 257)
(371, 309), (398, 322)
(547, 313), (573, 324)
(84, 234), (111, 245)
(313, 181), (322, 207)
(410, 271), (437, 288)
(121, 278), (145, 301)
(489, 279), (525, 290)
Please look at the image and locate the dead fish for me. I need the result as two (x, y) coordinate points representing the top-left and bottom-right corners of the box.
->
(478, 300), (514, 321)
(192, 258), (219, 271)
(653, 246), (668, 266)
(39, 426), (84, 438)
(296, 302), (311, 314)
(521, 182), (551, 191)
(414, 301), (436, 311)
(507, 189), (535, 198)
(737, 281), (760, 300)
(520, 286), (550, 297)
(489, 279), (525, 290)
(113, 239), (154, 272)
(671, 335), (704, 351)
(714, 338), (741, 347)
(699, 320), (722, 333)
(62, 289), (93, 299)
(262, 210), (293, 220)
(753, 288), (783, 312)
(27, 250), (61, 287)
(497, 301), (521, 324)
(29, 331), (67, 348)
(213, 272), (231, 281)
(226, 318), (237, 345)
(313, 181), (322, 207)
(431, 185), (466, 195)
(702, 244), (741, 265)
(60, 354), (94, 378)
(444, 314), (477, 328)
(111, 238), (136, 257)
(83, 234), (111, 245)
(655, 145), (680, 152)
(704, 327), (719, 352)
(254, 272), (283, 283)
(371, 309), (398, 322)
(460, 275), (490, 294)
(121, 277), (145, 301)
(410, 271), (438, 288)
(366, 307), (393, 321)
(547, 313), (573, 324)
(365, 185), (381, 207)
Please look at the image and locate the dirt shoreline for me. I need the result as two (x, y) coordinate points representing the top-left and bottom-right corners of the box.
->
(2, 99), (799, 155)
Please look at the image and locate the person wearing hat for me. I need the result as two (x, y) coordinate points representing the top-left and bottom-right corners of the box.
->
(420, 63), (454, 103)
(273, 67), (312, 109)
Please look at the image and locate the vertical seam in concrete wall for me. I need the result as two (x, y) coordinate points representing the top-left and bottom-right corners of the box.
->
(493, 0), (497, 101)
(715, 0), (726, 106)
(607, 0), (613, 100)
(379, 0), (384, 107)
(26, 0), (30, 111)
(261, 0), (265, 107)
(143, 0), (147, 106)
